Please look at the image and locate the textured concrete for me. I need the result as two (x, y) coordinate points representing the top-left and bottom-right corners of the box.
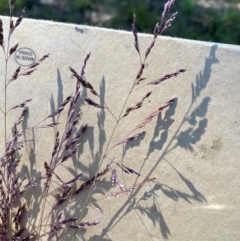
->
(0, 16), (240, 241)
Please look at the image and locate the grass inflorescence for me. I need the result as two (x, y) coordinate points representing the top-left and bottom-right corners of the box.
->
(0, 0), (186, 240)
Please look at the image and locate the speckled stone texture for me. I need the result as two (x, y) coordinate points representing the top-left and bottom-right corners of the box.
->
(0, 16), (240, 241)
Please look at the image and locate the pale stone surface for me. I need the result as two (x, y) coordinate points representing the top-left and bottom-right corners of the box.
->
(0, 16), (240, 241)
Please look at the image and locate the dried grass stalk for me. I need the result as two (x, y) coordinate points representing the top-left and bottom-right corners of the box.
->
(69, 221), (98, 228)
(8, 99), (31, 112)
(9, 0), (16, 10)
(15, 8), (25, 27)
(148, 69), (186, 85)
(0, 19), (3, 47)
(48, 95), (72, 118)
(162, 0), (176, 22)
(9, 43), (18, 56)
(85, 98), (104, 108)
(64, 124), (88, 151)
(116, 131), (145, 146)
(65, 173), (83, 186)
(115, 162), (140, 176)
(132, 14), (140, 55)
(9, 66), (21, 83)
(69, 66), (98, 96)
(122, 91), (152, 118)
(60, 145), (79, 163)
(7, 54), (49, 85)
(134, 97), (175, 130)
(73, 166), (109, 195)
(136, 63), (145, 80)
(161, 12), (178, 33)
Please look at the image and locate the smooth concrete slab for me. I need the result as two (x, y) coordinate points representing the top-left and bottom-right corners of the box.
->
(0, 16), (240, 241)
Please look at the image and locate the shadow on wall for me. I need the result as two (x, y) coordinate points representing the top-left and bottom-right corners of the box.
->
(18, 43), (218, 240)
(87, 44), (219, 241)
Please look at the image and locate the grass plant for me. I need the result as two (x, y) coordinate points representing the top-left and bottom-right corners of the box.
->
(0, 0), (186, 240)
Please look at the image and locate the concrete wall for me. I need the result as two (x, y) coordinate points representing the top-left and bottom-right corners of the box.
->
(0, 16), (240, 241)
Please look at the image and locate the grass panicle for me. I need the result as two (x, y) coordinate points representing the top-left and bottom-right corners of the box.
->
(0, 0), (186, 240)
